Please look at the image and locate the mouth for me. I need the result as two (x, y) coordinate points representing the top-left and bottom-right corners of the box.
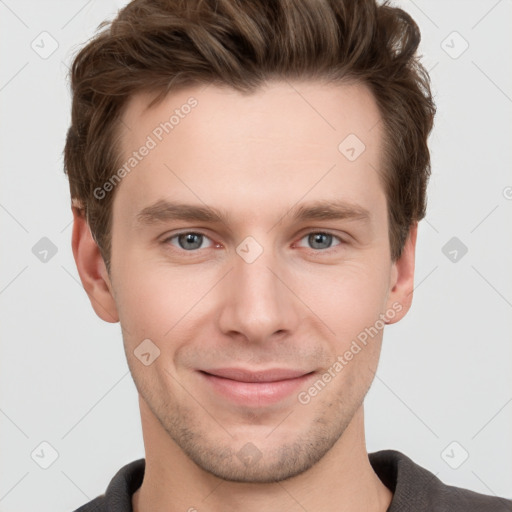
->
(197, 367), (316, 407)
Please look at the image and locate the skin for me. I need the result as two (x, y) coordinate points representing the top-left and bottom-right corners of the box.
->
(72, 80), (417, 512)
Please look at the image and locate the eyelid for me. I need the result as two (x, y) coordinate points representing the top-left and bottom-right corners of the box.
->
(162, 229), (348, 254)
(294, 230), (346, 251)
(161, 229), (347, 254)
(162, 230), (218, 249)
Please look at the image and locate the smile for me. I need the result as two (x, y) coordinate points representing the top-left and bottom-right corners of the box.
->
(198, 368), (316, 407)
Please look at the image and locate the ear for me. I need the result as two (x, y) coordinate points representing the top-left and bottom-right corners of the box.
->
(385, 222), (417, 324)
(71, 207), (119, 323)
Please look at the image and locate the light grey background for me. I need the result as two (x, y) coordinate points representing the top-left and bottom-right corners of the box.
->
(1, 1), (511, 510)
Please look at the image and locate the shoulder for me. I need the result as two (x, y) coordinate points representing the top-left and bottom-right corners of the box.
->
(70, 458), (145, 512)
(73, 496), (106, 512)
(369, 449), (512, 511)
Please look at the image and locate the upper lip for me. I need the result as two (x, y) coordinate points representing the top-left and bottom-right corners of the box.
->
(200, 368), (313, 383)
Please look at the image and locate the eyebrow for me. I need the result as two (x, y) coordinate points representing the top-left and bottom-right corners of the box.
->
(135, 199), (371, 227)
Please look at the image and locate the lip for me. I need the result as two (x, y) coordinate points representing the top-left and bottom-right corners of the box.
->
(198, 368), (315, 407)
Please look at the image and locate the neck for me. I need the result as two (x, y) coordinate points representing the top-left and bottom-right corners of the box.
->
(132, 400), (392, 512)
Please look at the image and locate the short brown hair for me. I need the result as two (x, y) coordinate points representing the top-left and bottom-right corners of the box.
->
(63, 0), (435, 271)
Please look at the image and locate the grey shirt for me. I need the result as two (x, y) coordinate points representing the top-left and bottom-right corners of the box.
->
(73, 449), (512, 511)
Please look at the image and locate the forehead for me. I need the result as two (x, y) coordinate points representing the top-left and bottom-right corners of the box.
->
(114, 80), (386, 228)
(121, 79), (382, 148)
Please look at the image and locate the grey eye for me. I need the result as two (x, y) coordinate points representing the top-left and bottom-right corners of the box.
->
(174, 232), (208, 250)
(305, 232), (339, 250)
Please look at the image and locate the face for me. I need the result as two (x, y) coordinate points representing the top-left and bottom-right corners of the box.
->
(75, 80), (415, 483)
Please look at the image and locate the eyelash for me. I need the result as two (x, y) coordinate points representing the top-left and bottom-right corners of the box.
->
(162, 230), (346, 254)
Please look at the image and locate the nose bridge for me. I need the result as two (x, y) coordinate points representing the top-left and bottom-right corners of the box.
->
(217, 235), (299, 341)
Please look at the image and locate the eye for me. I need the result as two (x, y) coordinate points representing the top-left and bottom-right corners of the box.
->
(296, 232), (344, 251)
(162, 230), (345, 253)
(164, 231), (215, 251)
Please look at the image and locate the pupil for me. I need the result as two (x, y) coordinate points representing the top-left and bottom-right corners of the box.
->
(180, 233), (202, 250)
(310, 233), (331, 249)
(177, 233), (332, 251)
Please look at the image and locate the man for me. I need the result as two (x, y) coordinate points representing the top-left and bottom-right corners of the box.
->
(64, 0), (511, 510)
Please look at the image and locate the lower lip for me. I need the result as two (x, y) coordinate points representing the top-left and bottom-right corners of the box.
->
(199, 371), (315, 407)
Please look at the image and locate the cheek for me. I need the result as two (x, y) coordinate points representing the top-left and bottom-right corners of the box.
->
(112, 238), (392, 351)
(292, 259), (391, 342)
(112, 256), (217, 342)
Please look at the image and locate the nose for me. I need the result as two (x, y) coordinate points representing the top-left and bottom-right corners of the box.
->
(216, 241), (301, 345)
